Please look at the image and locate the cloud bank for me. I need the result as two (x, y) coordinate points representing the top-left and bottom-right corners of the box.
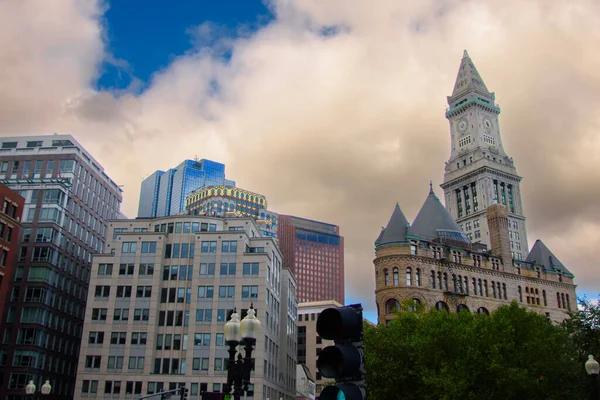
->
(1, 0), (600, 316)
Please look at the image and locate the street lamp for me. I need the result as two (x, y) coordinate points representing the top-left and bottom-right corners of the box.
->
(586, 355), (599, 400)
(24, 379), (52, 398)
(25, 381), (36, 396)
(224, 304), (261, 400)
(41, 380), (52, 396)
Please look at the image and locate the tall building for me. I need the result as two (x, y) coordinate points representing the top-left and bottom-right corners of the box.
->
(441, 51), (529, 260)
(277, 216), (344, 304)
(0, 184), (24, 323)
(185, 185), (278, 238)
(0, 134), (123, 399)
(75, 215), (297, 400)
(138, 159), (235, 218)
(374, 188), (576, 326)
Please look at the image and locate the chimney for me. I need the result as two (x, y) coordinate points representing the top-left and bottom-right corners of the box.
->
(486, 204), (513, 271)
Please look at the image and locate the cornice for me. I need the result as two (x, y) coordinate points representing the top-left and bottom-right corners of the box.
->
(442, 166), (522, 189)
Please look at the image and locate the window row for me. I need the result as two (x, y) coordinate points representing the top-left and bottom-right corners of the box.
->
(382, 267), (422, 287)
(81, 380), (248, 398)
(154, 221), (217, 234)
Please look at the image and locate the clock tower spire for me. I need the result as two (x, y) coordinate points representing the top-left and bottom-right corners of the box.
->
(441, 51), (529, 260)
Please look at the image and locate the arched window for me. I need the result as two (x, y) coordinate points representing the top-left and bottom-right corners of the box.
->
(435, 301), (449, 312)
(457, 304), (470, 313)
(452, 274), (457, 292)
(477, 307), (490, 315)
(561, 293), (566, 310)
(408, 298), (421, 312)
(542, 290), (547, 306)
(557, 293), (561, 308)
(464, 276), (469, 295)
(497, 282), (502, 299)
(502, 283), (507, 300)
(430, 270), (436, 289)
(384, 269), (389, 286)
(457, 275), (463, 293)
(443, 273), (448, 290)
(385, 299), (400, 314)
(492, 281), (496, 298)
(438, 272), (442, 289)
(566, 294), (571, 311)
(472, 278), (477, 296)
(406, 267), (412, 286)
(518, 286), (523, 302)
(478, 279), (483, 296)
(393, 268), (399, 286)
(415, 269), (421, 287)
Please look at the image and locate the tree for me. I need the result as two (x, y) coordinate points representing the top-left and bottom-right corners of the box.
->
(563, 295), (600, 362)
(364, 302), (586, 400)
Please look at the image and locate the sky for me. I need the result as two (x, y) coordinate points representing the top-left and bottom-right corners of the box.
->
(1, 0), (599, 321)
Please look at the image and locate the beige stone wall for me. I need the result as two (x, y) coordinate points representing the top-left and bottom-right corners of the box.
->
(374, 242), (576, 326)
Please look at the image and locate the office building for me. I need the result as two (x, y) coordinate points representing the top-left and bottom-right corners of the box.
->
(186, 185), (278, 238)
(75, 214), (297, 400)
(277, 216), (344, 304)
(0, 184), (24, 322)
(138, 159), (235, 218)
(0, 134), (123, 399)
(441, 51), (528, 259)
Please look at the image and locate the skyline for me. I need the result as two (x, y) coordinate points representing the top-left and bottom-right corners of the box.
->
(1, 0), (599, 318)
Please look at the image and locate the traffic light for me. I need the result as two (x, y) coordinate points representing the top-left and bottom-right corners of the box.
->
(316, 304), (366, 400)
(180, 385), (189, 400)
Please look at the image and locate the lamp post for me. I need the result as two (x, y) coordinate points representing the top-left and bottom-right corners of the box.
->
(586, 355), (600, 400)
(224, 304), (261, 400)
(25, 380), (52, 399)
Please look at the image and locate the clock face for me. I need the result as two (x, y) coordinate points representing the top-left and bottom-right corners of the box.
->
(483, 118), (493, 130)
(458, 119), (468, 133)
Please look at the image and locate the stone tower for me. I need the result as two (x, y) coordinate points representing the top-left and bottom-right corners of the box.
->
(441, 51), (529, 260)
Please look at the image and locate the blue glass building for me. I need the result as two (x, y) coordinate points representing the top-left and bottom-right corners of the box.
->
(138, 159), (235, 217)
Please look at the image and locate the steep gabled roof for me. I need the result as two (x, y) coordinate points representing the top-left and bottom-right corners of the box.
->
(451, 50), (491, 98)
(407, 185), (469, 243)
(526, 239), (572, 274)
(377, 203), (410, 245)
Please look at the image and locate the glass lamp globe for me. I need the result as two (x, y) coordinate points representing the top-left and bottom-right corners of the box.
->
(41, 380), (52, 395)
(240, 305), (261, 340)
(224, 310), (242, 343)
(25, 380), (36, 395)
(586, 355), (600, 376)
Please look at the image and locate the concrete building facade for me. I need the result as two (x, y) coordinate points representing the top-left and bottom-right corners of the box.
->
(75, 215), (297, 400)
(0, 134), (122, 400)
(441, 51), (529, 260)
(277, 216), (344, 304)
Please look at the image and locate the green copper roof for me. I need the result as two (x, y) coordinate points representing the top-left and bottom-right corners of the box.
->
(377, 203), (410, 245)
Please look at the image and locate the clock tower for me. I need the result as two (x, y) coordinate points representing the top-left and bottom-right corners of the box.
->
(441, 51), (529, 260)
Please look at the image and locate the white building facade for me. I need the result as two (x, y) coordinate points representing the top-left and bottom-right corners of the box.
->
(75, 215), (296, 400)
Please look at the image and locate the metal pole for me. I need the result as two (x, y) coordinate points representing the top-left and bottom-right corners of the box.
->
(591, 374), (599, 400)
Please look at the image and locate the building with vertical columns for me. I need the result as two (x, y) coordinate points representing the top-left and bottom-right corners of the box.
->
(75, 215), (297, 400)
(0, 134), (122, 400)
(277, 216), (344, 304)
(373, 186), (576, 326)
(441, 51), (529, 260)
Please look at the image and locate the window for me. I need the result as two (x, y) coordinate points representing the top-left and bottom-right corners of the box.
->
(88, 332), (104, 344)
(222, 240), (238, 253)
(197, 286), (214, 298)
(220, 263), (236, 276)
(131, 332), (147, 345)
(406, 267), (412, 286)
(110, 332), (127, 345)
(384, 269), (389, 286)
(121, 242), (137, 253)
(113, 308), (129, 322)
(200, 263), (216, 276)
(196, 309), (213, 322)
(98, 263), (113, 276)
(81, 380), (98, 394)
(104, 380), (122, 394)
(243, 262), (259, 275)
(219, 286), (235, 298)
(194, 333), (211, 346)
(136, 286), (152, 298)
(141, 241), (157, 253)
(242, 285), (258, 299)
(94, 285), (110, 298)
(192, 358), (210, 371)
(85, 355), (102, 369)
(139, 263), (154, 276)
(133, 308), (150, 322)
(116, 286), (132, 298)
(393, 268), (399, 286)
(119, 263), (134, 275)
(91, 308), (107, 321)
(128, 357), (145, 370)
(201, 241), (217, 253)
(415, 268), (421, 286)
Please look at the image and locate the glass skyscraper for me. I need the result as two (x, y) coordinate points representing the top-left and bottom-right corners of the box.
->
(138, 159), (235, 218)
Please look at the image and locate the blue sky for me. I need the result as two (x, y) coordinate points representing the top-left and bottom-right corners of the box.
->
(98, 0), (274, 91)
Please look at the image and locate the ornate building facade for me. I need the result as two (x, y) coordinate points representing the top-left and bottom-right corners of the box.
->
(441, 51), (528, 260)
(374, 52), (576, 325)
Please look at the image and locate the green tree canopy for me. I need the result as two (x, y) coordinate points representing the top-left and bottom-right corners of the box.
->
(365, 301), (587, 400)
(563, 295), (600, 363)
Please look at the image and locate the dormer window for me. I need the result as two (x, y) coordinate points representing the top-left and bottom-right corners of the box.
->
(557, 271), (562, 282)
